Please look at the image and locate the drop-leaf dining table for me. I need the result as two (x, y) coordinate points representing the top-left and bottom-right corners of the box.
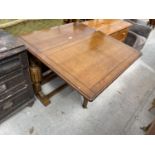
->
(19, 22), (141, 108)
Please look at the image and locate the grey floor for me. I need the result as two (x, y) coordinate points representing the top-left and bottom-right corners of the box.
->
(0, 30), (155, 135)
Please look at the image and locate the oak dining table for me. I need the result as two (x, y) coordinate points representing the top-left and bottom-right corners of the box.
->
(19, 22), (141, 108)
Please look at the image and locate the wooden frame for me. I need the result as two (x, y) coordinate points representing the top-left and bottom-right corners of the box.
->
(29, 56), (89, 108)
(29, 57), (66, 106)
(20, 22), (140, 109)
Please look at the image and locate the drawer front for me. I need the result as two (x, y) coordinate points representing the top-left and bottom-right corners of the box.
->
(0, 68), (23, 82)
(0, 82), (28, 103)
(0, 51), (28, 76)
(0, 66), (33, 96)
(0, 72), (26, 95)
(111, 28), (128, 41)
(0, 67), (31, 83)
(0, 89), (34, 120)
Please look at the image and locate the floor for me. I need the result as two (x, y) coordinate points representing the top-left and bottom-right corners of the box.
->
(0, 30), (155, 135)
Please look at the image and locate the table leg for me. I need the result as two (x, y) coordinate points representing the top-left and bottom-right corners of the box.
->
(82, 97), (88, 109)
(29, 58), (68, 106)
(30, 60), (50, 106)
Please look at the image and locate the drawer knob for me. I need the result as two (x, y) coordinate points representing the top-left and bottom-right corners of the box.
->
(0, 84), (7, 93)
(3, 101), (13, 110)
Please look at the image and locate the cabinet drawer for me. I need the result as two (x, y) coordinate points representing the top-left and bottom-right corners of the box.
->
(0, 51), (28, 76)
(0, 68), (22, 82)
(111, 28), (128, 41)
(0, 66), (32, 95)
(0, 72), (26, 94)
(0, 89), (34, 120)
(0, 82), (28, 103)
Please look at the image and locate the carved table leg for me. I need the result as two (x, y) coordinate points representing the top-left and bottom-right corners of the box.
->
(30, 60), (50, 106)
(82, 97), (88, 109)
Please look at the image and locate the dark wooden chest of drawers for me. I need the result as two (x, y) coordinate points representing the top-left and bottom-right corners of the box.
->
(0, 29), (34, 123)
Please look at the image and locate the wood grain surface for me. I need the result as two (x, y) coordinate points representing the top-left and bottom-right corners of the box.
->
(83, 19), (132, 35)
(20, 22), (141, 101)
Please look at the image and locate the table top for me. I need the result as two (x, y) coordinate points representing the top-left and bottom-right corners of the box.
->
(20, 22), (141, 101)
(83, 19), (132, 35)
